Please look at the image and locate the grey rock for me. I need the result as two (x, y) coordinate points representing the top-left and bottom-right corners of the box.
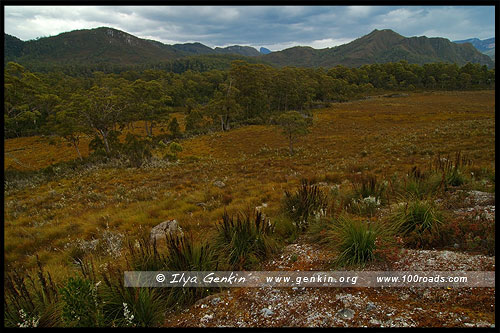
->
(337, 308), (355, 319)
(200, 314), (213, 323)
(150, 219), (183, 242)
(261, 308), (274, 317)
(213, 180), (226, 188)
(366, 302), (377, 311)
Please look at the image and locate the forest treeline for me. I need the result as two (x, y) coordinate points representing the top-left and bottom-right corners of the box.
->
(5, 60), (495, 150)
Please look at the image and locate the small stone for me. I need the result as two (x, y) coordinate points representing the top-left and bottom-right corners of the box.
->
(337, 308), (355, 319)
(200, 314), (213, 323)
(261, 308), (274, 317)
(366, 302), (377, 311)
(369, 319), (382, 325)
(213, 180), (226, 188)
(211, 297), (221, 305)
(454, 243), (460, 249)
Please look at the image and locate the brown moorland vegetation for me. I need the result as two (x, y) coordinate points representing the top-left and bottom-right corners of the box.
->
(4, 90), (495, 327)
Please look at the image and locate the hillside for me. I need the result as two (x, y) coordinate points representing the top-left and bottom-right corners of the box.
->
(4, 27), (263, 67)
(5, 27), (185, 65)
(454, 37), (495, 60)
(4, 27), (495, 71)
(262, 29), (494, 68)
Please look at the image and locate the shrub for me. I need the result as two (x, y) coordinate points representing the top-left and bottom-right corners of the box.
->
(215, 210), (278, 270)
(340, 174), (387, 216)
(4, 258), (62, 327)
(391, 198), (445, 248)
(273, 215), (299, 243)
(439, 209), (495, 255)
(432, 152), (472, 189)
(351, 173), (386, 201)
(121, 134), (153, 168)
(306, 216), (333, 245)
(161, 235), (220, 307)
(402, 166), (443, 198)
(94, 262), (166, 327)
(163, 142), (183, 161)
(126, 235), (168, 271)
(327, 215), (394, 268)
(59, 276), (102, 327)
(282, 179), (328, 231)
(89, 130), (121, 157)
(165, 235), (217, 271)
(347, 195), (381, 217)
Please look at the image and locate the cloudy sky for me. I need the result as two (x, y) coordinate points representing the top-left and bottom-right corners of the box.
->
(4, 6), (495, 51)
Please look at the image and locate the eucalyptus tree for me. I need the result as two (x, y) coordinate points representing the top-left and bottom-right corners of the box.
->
(277, 111), (312, 155)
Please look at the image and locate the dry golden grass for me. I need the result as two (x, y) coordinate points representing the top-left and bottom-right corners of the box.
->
(4, 90), (495, 277)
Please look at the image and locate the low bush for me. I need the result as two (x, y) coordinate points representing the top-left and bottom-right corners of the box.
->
(4, 258), (62, 327)
(391, 198), (445, 248)
(327, 215), (395, 268)
(402, 166), (443, 199)
(215, 210), (278, 270)
(59, 276), (102, 327)
(282, 179), (328, 231)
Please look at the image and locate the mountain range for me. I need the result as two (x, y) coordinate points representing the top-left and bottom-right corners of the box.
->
(453, 37), (495, 59)
(4, 27), (494, 70)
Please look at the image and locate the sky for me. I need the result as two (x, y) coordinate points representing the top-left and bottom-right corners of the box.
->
(4, 6), (495, 51)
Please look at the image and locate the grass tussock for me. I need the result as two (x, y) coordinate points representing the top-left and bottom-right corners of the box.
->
(4, 257), (62, 328)
(215, 210), (279, 270)
(390, 197), (445, 248)
(282, 179), (328, 231)
(326, 215), (395, 268)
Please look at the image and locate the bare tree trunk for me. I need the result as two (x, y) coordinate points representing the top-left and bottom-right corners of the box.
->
(99, 129), (111, 156)
(149, 121), (154, 137)
(73, 140), (83, 161)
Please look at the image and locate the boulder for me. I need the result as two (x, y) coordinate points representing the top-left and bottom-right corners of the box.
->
(150, 219), (183, 242)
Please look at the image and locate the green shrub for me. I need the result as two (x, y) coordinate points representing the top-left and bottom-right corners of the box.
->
(351, 173), (386, 200)
(306, 216), (333, 245)
(272, 214), (298, 243)
(163, 142), (183, 161)
(94, 262), (166, 327)
(282, 179), (328, 231)
(391, 198), (445, 247)
(327, 215), (393, 268)
(432, 152), (472, 189)
(4, 260), (62, 327)
(162, 235), (220, 307)
(403, 166), (443, 198)
(340, 174), (387, 216)
(347, 196), (381, 217)
(121, 134), (153, 168)
(126, 235), (168, 271)
(215, 210), (278, 270)
(59, 277), (102, 327)
(165, 235), (217, 271)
